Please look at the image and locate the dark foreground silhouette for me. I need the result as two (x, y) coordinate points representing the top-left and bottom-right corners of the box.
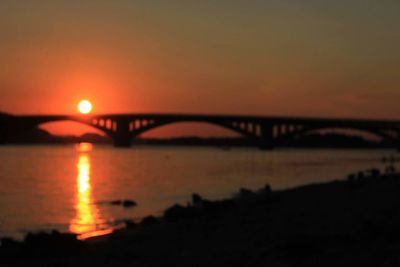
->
(2, 172), (400, 266)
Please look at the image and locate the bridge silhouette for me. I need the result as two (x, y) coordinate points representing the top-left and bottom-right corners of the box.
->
(1, 113), (400, 149)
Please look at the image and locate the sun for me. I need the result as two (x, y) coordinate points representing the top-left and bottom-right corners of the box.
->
(78, 100), (93, 114)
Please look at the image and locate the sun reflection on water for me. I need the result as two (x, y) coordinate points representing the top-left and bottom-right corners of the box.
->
(75, 142), (93, 152)
(70, 144), (113, 240)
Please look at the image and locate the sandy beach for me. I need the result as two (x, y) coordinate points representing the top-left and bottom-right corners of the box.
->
(2, 171), (400, 266)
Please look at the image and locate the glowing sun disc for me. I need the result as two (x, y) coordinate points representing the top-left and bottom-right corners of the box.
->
(78, 100), (92, 114)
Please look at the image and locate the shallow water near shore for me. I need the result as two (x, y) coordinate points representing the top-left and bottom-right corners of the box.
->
(0, 145), (395, 239)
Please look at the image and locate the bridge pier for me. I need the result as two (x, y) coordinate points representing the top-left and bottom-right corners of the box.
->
(0, 117), (11, 144)
(0, 131), (6, 144)
(259, 123), (274, 150)
(113, 137), (132, 148)
(113, 119), (132, 148)
(0, 122), (21, 145)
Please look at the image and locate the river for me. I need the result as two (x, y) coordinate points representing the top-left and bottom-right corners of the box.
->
(0, 144), (394, 240)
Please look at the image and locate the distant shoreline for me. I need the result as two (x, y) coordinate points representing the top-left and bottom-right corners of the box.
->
(1, 136), (395, 149)
(1, 123), (397, 148)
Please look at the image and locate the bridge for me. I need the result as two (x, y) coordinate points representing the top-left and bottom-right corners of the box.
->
(1, 112), (400, 149)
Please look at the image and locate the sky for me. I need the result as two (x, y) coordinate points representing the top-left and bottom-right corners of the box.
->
(0, 1), (399, 135)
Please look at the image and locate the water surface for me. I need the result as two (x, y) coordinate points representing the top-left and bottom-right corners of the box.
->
(0, 145), (393, 239)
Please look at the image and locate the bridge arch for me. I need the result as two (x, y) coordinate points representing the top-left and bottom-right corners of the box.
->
(38, 120), (108, 136)
(32, 118), (115, 138)
(138, 121), (242, 138)
(127, 119), (261, 140)
(276, 125), (397, 145)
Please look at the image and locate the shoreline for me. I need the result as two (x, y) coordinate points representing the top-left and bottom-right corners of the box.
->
(2, 169), (400, 266)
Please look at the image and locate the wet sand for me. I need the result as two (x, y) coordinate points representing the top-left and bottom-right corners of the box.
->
(2, 172), (400, 266)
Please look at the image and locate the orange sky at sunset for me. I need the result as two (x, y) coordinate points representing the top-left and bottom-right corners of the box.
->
(1, 1), (399, 136)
